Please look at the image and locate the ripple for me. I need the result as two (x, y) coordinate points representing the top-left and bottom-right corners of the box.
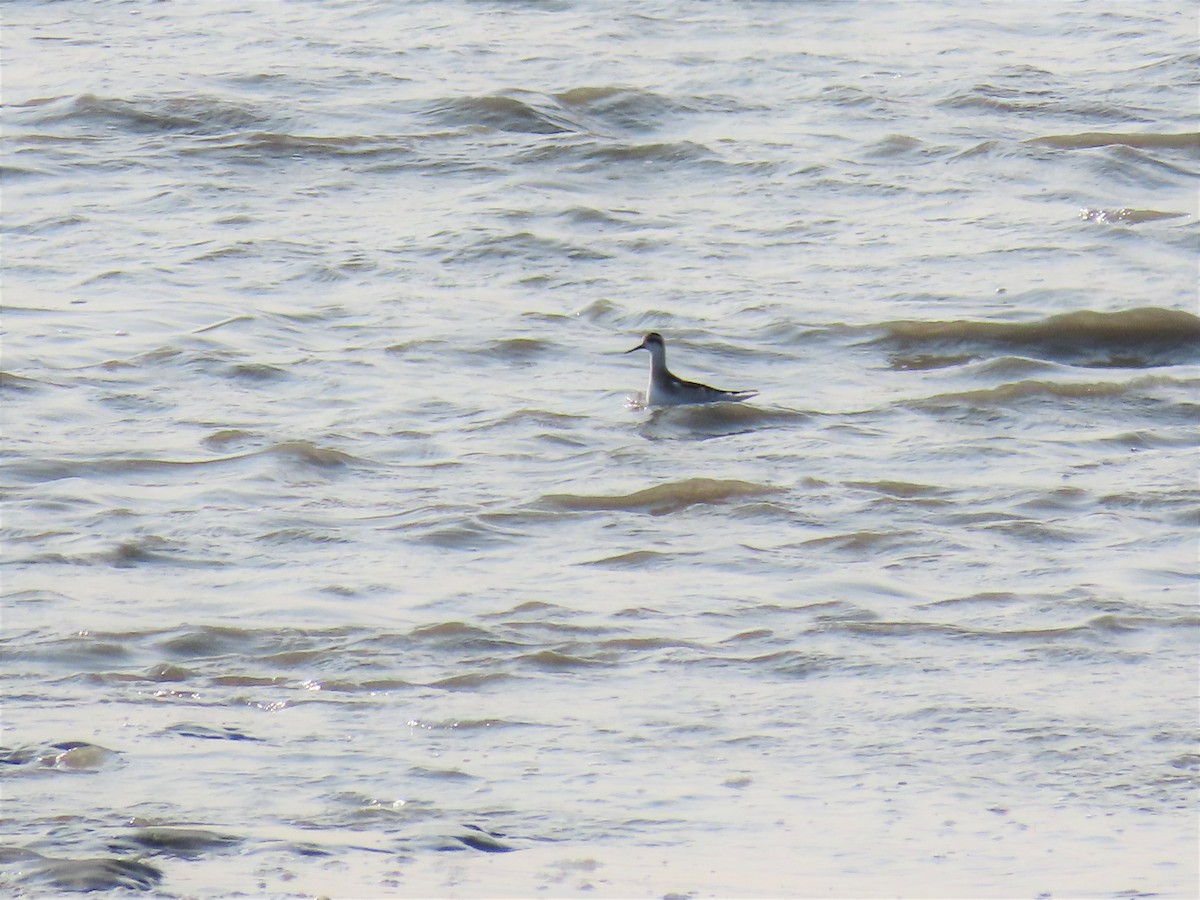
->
(540, 478), (781, 516)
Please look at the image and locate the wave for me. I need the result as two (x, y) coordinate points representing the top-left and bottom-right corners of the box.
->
(575, 140), (717, 165)
(12, 536), (227, 570)
(419, 87), (740, 178)
(1018, 130), (1199, 187)
(860, 134), (945, 161)
(813, 84), (890, 111)
(4, 85), (724, 170)
(189, 131), (415, 161)
(0, 371), (47, 393)
(113, 827), (242, 858)
(1029, 131), (1200, 151)
(425, 86), (701, 137)
(441, 229), (612, 264)
(910, 375), (1197, 410)
(581, 549), (698, 567)
(823, 613), (1200, 642)
(427, 91), (591, 135)
(540, 477), (780, 516)
(937, 86), (1145, 123)
(862, 307), (1200, 369)
(14, 853), (163, 893)
(845, 480), (949, 499)
(10, 93), (425, 169)
(14, 92), (277, 135)
(1, 440), (369, 485)
(556, 85), (702, 132)
(0, 740), (121, 771)
(1079, 207), (1190, 225)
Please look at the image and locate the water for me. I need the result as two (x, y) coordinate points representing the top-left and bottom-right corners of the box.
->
(3, 1), (1198, 896)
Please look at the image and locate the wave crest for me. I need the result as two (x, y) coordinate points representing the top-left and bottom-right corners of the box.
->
(866, 307), (1200, 369)
(541, 477), (779, 516)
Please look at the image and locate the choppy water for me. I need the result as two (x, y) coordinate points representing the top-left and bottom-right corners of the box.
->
(3, 1), (1198, 897)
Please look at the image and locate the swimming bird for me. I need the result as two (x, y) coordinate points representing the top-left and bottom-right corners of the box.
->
(625, 332), (758, 406)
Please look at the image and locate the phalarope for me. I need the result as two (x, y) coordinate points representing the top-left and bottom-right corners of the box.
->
(626, 332), (758, 406)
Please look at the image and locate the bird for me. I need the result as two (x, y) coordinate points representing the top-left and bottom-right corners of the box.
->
(625, 332), (757, 406)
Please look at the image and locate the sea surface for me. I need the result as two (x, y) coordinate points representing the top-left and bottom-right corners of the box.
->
(2, 1), (1198, 897)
